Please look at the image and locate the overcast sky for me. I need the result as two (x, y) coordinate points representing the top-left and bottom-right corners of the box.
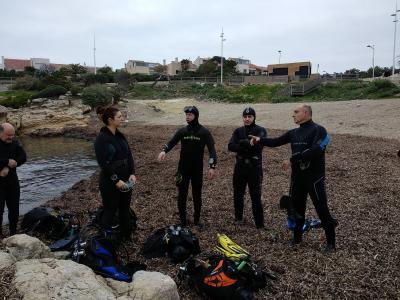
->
(1, 0), (398, 73)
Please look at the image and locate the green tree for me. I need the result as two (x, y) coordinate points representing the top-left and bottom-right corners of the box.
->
(153, 65), (167, 74)
(98, 66), (113, 74)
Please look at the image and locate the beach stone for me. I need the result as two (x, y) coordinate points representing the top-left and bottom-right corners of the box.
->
(13, 258), (115, 300)
(0, 250), (16, 269)
(116, 271), (179, 300)
(3, 234), (52, 261)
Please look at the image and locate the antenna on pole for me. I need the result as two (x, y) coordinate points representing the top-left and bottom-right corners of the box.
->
(93, 33), (97, 75)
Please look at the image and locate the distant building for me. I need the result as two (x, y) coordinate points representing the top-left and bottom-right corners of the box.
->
(3, 58), (31, 71)
(248, 64), (268, 75)
(267, 62), (311, 78)
(125, 59), (161, 75)
(167, 58), (181, 75)
(30, 58), (50, 70)
(193, 56), (210, 67)
(229, 57), (251, 74)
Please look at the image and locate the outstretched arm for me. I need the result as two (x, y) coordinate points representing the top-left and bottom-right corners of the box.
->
(250, 130), (291, 147)
(158, 128), (183, 161)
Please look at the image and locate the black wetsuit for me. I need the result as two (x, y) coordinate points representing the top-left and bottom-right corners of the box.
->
(94, 127), (135, 238)
(228, 123), (267, 228)
(0, 138), (27, 236)
(260, 120), (336, 246)
(162, 121), (217, 225)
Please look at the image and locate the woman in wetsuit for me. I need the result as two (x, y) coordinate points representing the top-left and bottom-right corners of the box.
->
(94, 106), (136, 239)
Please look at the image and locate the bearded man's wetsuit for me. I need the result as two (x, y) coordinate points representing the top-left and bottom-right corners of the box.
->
(0, 138), (27, 236)
(259, 120), (337, 247)
(95, 126), (135, 238)
(162, 108), (217, 225)
(228, 108), (267, 228)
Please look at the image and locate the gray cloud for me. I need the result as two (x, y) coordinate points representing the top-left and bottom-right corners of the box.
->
(1, 0), (398, 73)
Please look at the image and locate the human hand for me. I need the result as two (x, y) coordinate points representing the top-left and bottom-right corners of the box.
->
(249, 135), (260, 146)
(8, 159), (17, 168)
(208, 168), (216, 180)
(116, 180), (126, 190)
(129, 175), (137, 184)
(0, 167), (9, 177)
(282, 160), (290, 171)
(158, 151), (166, 161)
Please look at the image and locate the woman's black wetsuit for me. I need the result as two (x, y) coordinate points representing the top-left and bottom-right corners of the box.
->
(94, 127), (135, 238)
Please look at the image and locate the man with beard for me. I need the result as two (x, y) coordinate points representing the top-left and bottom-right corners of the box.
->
(0, 123), (27, 237)
(228, 107), (267, 229)
(158, 106), (217, 227)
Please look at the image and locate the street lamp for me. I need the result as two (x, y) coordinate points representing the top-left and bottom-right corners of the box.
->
(366, 45), (375, 79)
(220, 28), (226, 85)
(391, 5), (400, 75)
(278, 50), (282, 64)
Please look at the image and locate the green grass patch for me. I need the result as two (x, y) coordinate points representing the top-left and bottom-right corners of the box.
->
(0, 90), (35, 108)
(126, 79), (400, 103)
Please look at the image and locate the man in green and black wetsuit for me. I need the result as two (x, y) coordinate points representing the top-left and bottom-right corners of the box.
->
(158, 106), (217, 227)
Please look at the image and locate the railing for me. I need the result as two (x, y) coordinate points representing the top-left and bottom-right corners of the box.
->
(0, 77), (15, 84)
(289, 79), (322, 96)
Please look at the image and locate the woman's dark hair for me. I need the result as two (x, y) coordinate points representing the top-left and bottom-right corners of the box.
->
(102, 106), (120, 125)
(96, 105), (108, 116)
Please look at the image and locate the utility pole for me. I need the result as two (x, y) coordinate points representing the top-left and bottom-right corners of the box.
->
(278, 50), (282, 64)
(391, 3), (400, 75)
(220, 28), (226, 85)
(94, 33), (97, 75)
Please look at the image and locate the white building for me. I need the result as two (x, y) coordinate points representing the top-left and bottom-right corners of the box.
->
(229, 57), (251, 74)
(30, 58), (51, 70)
(125, 60), (161, 75)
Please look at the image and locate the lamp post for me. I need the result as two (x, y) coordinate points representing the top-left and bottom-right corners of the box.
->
(366, 45), (375, 79)
(391, 4), (400, 75)
(93, 33), (97, 75)
(278, 50), (282, 64)
(220, 28), (226, 85)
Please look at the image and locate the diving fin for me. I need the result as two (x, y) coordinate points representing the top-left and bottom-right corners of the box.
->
(215, 245), (248, 261)
(49, 233), (79, 252)
(217, 234), (250, 257)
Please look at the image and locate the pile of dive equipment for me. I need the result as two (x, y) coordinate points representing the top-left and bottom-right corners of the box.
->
(21, 206), (145, 282)
(141, 224), (201, 263)
(179, 233), (276, 300)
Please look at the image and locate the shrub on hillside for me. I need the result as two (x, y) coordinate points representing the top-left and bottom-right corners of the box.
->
(81, 84), (112, 107)
(70, 84), (83, 96)
(82, 74), (112, 86)
(13, 75), (40, 90)
(31, 85), (67, 99)
(368, 79), (398, 92)
(38, 75), (72, 90)
(0, 92), (31, 108)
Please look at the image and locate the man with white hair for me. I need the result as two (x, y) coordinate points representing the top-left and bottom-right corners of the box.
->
(0, 123), (27, 237)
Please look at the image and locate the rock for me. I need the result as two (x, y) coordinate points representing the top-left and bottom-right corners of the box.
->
(3, 234), (52, 261)
(107, 271), (179, 300)
(6, 99), (91, 136)
(58, 95), (67, 100)
(0, 250), (16, 269)
(52, 251), (71, 260)
(31, 98), (47, 104)
(13, 258), (116, 300)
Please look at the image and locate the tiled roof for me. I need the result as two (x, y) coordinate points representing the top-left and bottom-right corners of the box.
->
(4, 58), (31, 71)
